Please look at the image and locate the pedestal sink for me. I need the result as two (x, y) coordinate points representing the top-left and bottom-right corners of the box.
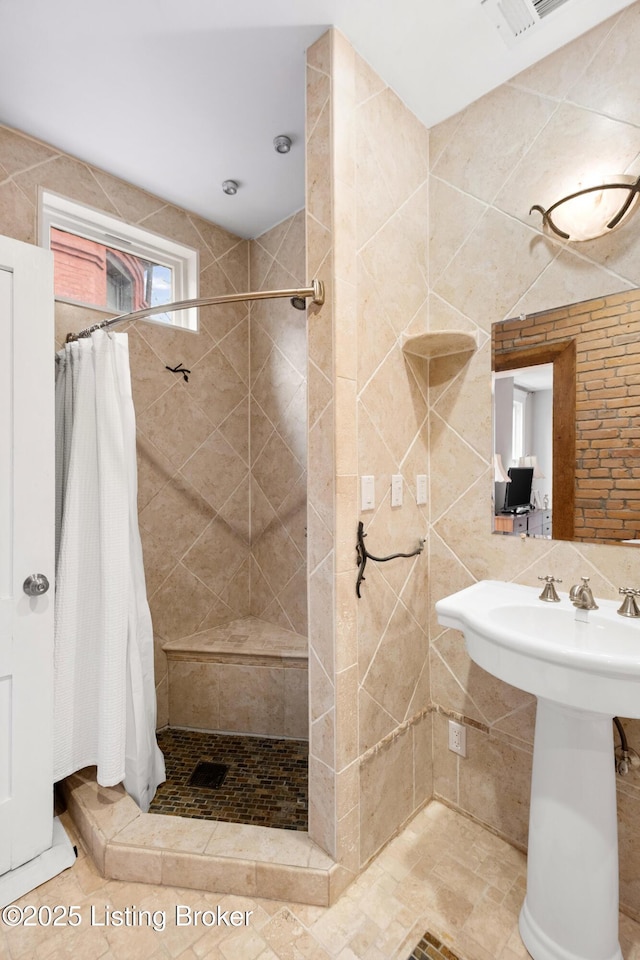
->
(436, 580), (640, 960)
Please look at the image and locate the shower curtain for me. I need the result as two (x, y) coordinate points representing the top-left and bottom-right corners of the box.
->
(54, 330), (165, 812)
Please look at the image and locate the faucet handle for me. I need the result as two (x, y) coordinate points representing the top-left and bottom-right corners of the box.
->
(538, 575), (562, 603)
(617, 588), (640, 619)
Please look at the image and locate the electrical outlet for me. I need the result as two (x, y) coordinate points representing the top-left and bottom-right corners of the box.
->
(416, 474), (428, 505)
(448, 720), (467, 757)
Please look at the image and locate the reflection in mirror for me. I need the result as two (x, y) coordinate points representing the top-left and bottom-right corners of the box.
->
(494, 363), (553, 526)
(492, 288), (640, 546)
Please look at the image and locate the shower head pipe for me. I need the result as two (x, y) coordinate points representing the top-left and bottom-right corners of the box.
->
(66, 278), (325, 342)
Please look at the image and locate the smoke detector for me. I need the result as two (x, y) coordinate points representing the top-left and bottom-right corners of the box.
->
(481, 0), (572, 46)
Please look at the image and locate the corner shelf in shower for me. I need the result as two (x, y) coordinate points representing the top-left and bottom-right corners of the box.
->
(401, 330), (477, 359)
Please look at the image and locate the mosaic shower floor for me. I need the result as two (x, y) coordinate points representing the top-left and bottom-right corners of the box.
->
(149, 727), (308, 830)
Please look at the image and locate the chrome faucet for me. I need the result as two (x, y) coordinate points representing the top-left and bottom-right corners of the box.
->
(617, 588), (640, 618)
(538, 575), (562, 602)
(569, 576), (599, 610)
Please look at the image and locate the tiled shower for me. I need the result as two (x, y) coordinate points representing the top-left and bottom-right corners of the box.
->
(0, 120), (311, 828)
(137, 208), (310, 745)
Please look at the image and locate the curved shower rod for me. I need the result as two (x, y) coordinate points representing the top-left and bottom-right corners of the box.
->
(65, 278), (325, 343)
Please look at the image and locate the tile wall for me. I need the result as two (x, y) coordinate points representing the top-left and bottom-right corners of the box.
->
(309, 6), (640, 914)
(164, 619), (308, 738)
(0, 124), (307, 739)
(426, 3), (640, 918)
(249, 211), (309, 636)
(0, 122), (252, 728)
(305, 30), (433, 875)
(305, 31), (339, 864)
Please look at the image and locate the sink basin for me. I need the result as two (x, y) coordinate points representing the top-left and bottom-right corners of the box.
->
(436, 579), (640, 960)
(436, 580), (640, 717)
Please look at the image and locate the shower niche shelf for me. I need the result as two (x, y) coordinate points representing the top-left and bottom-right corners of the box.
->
(401, 330), (477, 359)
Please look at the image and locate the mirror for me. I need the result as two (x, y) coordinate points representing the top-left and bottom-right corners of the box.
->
(492, 287), (640, 546)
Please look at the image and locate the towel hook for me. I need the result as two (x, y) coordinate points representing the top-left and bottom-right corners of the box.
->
(355, 521), (425, 598)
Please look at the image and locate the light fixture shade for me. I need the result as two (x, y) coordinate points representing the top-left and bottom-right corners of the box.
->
(494, 453), (511, 483)
(531, 174), (640, 242)
(519, 454), (545, 479)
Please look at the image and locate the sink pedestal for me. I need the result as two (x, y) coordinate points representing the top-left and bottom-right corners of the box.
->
(435, 580), (640, 960)
(519, 698), (623, 960)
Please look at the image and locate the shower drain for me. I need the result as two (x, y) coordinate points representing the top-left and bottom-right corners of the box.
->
(188, 761), (229, 789)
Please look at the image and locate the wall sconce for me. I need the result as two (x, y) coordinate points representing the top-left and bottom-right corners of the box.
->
(530, 174), (640, 241)
(494, 454), (512, 483)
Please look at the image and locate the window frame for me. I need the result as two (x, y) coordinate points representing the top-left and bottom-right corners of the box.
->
(39, 189), (199, 331)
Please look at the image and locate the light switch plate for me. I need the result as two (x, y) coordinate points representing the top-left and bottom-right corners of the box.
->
(361, 475), (375, 511)
(391, 474), (403, 507)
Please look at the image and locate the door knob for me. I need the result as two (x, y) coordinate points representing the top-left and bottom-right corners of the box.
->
(23, 573), (50, 596)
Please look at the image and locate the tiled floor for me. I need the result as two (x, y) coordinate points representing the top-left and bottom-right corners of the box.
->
(3, 801), (640, 960)
(149, 729), (308, 830)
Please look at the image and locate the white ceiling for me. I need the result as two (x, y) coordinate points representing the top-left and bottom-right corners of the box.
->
(0, 0), (635, 239)
(496, 364), (554, 391)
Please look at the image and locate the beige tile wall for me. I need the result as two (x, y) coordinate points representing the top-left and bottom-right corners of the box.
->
(0, 122), (252, 730)
(306, 30), (433, 874)
(427, 4), (640, 918)
(164, 618), (308, 738)
(306, 31), (338, 865)
(310, 9), (640, 907)
(167, 658), (308, 738)
(0, 124), (310, 743)
(249, 212), (308, 636)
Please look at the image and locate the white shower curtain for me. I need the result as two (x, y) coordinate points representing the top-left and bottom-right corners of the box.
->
(54, 330), (165, 812)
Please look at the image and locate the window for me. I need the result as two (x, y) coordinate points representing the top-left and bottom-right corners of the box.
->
(512, 388), (527, 462)
(40, 190), (198, 331)
(106, 250), (136, 313)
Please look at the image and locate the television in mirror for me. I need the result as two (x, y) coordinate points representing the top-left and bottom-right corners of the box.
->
(503, 467), (534, 514)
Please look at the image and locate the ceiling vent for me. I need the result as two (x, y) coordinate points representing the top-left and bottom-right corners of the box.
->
(481, 0), (572, 46)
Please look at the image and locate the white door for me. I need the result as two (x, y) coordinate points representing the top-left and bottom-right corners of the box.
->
(0, 235), (55, 874)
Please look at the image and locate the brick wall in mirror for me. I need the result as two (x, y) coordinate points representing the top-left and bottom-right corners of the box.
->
(492, 288), (640, 547)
